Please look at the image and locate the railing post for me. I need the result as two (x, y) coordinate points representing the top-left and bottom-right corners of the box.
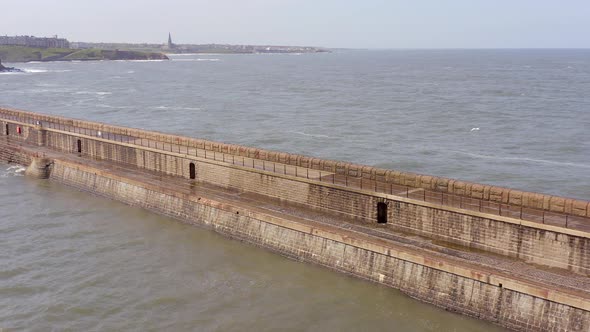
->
(406, 187), (409, 198)
(542, 211), (545, 224)
(565, 215), (569, 228)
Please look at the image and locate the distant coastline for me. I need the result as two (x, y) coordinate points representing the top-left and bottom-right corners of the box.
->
(0, 34), (329, 63)
(72, 41), (330, 55)
(0, 46), (169, 63)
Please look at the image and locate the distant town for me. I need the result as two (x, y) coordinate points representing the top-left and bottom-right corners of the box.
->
(1, 34), (329, 55)
(0, 35), (70, 49)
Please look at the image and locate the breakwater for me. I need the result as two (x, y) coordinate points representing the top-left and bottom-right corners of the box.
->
(1, 107), (589, 332)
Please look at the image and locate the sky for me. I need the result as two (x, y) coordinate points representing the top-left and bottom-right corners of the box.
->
(1, 0), (589, 49)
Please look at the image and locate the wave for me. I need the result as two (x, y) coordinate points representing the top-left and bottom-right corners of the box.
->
(0, 71), (25, 75)
(1, 165), (26, 177)
(449, 150), (590, 169)
(153, 106), (201, 111)
(73, 91), (112, 96)
(96, 104), (135, 109)
(292, 131), (334, 139)
(172, 58), (221, 62)
(117, 59), (166, 63)
(23, 69), (48, 73)
(19, 68), (72, 74)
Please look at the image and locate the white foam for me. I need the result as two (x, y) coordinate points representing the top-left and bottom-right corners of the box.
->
(172, 58), (221, 62)
(1, 165), (26, 177)
(154, 106), (201, 111)
(123, 59), (166, 63)
(23, 69), (49, 73)
(292, 131), (334, 139)
(470, 127), (480, 132)
(73, 91), (112, 96)
(21, 68), (72, 73)
(96, 104), (134, 109)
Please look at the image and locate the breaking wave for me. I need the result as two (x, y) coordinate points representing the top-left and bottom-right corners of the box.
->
(21, 69), (72, 73)
(1, 165), (26, 177)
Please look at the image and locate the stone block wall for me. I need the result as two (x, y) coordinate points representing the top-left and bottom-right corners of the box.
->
(25, 124), (590, 275)
(1, 107), (589, 219)
(389, 201), (590, 275)
(3, 111), (590, 331)
(48, 160), (590, 332)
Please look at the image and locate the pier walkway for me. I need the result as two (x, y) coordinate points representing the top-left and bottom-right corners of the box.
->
(1, 111), (588, 232)
(4, 136), (590, 304)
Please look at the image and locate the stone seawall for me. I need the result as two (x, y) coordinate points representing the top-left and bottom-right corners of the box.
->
(15, 121), (588, 276)
(48, 160), (590, 332)
(2, 107), (589, 219)
(1, 108), (590, 331)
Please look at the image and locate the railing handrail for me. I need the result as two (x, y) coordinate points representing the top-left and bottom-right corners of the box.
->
(1, 110), (589, 231)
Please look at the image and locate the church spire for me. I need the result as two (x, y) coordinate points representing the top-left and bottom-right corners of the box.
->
(167, 32), (173, 49)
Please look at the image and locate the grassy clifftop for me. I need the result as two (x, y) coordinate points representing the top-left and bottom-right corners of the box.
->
(0, 46), (169, 63)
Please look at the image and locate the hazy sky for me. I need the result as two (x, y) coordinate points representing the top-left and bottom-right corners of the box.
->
(2, 0), (589, 48)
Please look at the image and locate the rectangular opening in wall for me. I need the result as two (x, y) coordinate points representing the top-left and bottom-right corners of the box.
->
(189, 162), (196, 179)
(77, 139), (82, 153)
(377, 202), (388, 224)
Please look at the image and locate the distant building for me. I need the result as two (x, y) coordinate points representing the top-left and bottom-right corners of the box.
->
(0, 35), (70, 49)
(163, 33), (175, 50)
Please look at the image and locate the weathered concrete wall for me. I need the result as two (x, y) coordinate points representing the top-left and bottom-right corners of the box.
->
(47, 160), (590, 332)
(2, 107), (589, 219)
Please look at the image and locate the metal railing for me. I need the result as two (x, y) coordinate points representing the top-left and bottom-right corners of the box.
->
(1, 111), (588, 231)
